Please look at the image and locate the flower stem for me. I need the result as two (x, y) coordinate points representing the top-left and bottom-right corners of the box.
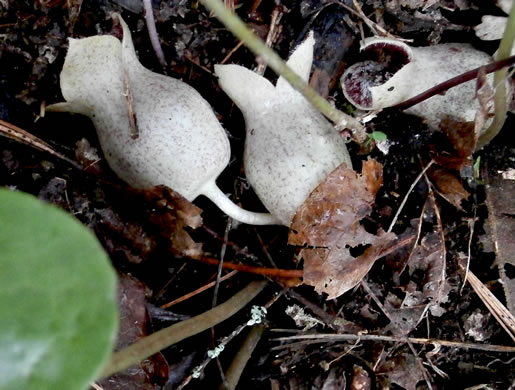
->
(199, 0), (363, 133)
(100, 280), (268, 378)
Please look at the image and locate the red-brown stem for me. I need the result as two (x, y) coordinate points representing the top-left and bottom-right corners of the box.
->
(193, 234), (415, 280)
(197, 257), (303, 278)
(390, 55), (515, 111)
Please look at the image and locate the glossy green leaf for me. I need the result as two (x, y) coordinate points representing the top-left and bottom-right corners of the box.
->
(0, 188), (118, 390)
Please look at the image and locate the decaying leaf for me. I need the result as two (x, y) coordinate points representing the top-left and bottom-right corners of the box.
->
(427, 118), (478, 210)
(289, 159), (396, 299)
(385, 194), (450, 335)
(376, 351), (426, 390)
(350, 365), (371, 390)
(98, 273), (169, 389)
(143, 185), (203, 258)
(97, 185), (202, 263)
(474, 68), (495, 136)
(434, 117), (476, 171)
(427, 167), (469, 211)
(484, 165), (515, 315)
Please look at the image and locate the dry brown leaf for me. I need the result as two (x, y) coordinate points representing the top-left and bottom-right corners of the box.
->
(289, 159), (396, 299)
(427, 166), (469, 210)
(426, 118), (477, 210)
(143, 185), (203, 258)
(435, 117), (476, 171)
(474, 67), (495, 137)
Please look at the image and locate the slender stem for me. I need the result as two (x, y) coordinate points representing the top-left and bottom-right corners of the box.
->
(197, 256), (304, 279)
(477, 2), (515, 150)
(201, 180), (281, 225)
(101, 280), (268, 378)
(389, 55), (515, 111)
(142, 0), (167, 68)
(221, 325), (265, 390)
(198, 0), (363, 132)
(272, 333), (515, 353)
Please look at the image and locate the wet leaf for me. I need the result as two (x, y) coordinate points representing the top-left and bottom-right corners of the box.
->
(289, 160), (396, 299)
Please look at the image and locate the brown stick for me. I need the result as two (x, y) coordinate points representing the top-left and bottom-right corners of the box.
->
(389, 55), (515, 111)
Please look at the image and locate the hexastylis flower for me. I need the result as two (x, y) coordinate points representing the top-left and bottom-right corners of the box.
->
(215, 33), (352, 226)
(341, 37), (495, 131)
(47, 14), (279, 225)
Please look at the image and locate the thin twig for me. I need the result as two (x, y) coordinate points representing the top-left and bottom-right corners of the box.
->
(101, 280), (268, 377)
(213, 219), (232, 307)
(390, 55), (515, 111)
(199, 0), (364, 132)
(255, 5), (285, 76)
(0, 119), (80, 168)
(272, 333), (515, 353)
(460, 217), (476, 294)
(387, 160), (434, 233)
(220, 40), (245, 64)
(179, 291), (278, 389)
(351, 0), (390, 37)
(458, 263), (515, 342)
(407, 341), (433, 389)
(255, 230), (277, 268)
(196, 256), (303, 279)
(160, 270), (238, 309)
(427, 183), (448, 310)
(142, 0), (167, 69)
(361, 280), (394, 323)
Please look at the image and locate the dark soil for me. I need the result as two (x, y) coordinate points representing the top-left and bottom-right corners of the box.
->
(1, 0), (514, 389)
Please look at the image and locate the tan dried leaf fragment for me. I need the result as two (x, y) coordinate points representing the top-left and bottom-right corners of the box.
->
(143, 186), (203, 258)
(289, 159), (396, 299)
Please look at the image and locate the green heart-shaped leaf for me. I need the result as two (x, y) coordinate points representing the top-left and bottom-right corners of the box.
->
(0, 188), (118, 390)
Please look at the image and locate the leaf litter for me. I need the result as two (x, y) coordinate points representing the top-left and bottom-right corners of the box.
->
(2, 0), (515, 388)
(289, 159), (396, 299)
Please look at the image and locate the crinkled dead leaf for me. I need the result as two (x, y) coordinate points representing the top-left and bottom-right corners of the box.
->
(474, 68), (495, 137)
(289, 159), (396, 299)
(427, 166), (469, 211)
(433, 117), (476, 171)
(376, 351), (426, 390)
(143, 186), (203, 258)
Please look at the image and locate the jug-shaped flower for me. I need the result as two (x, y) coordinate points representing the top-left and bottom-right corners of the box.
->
(47, 14), (278, 225)
(215, 33), (352, 226)
(341, 37), (495, 131)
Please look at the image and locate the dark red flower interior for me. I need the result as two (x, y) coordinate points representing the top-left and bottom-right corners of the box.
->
(343, 41), (411, 108)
